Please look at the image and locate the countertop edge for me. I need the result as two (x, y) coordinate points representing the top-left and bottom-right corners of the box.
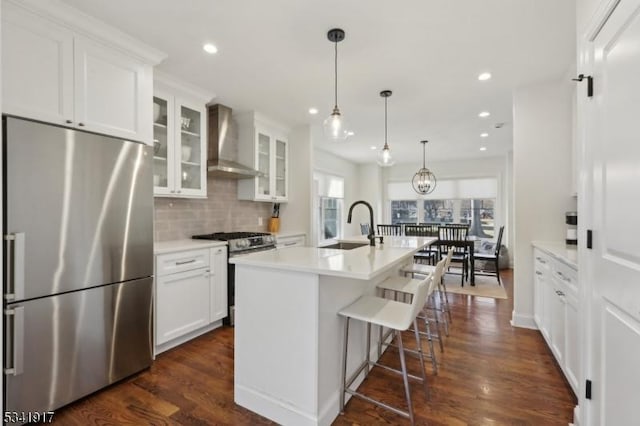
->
(231, 237), (435, 279)
(154, 239), (227, 255)
(532, 241), (578, 270)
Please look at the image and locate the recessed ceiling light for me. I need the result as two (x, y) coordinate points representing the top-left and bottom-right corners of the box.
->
(478, 111), (491, 118)
(347, 131), (355, 136)
(203, 43), (218, 54)
(370, 146), (377, 150)
(480, 133), (489, 138)
(478, 72), (492, 81)
(308, 107), (319, 115)
(480, 146), (487, 151)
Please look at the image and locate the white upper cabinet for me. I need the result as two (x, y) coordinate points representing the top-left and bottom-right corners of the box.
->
(153, 73), (213, 198)
(1, 0), (165, 144)
(237, 112), (289, 202)
(73, 36), (153, 141)
(1, 2), (74, 124)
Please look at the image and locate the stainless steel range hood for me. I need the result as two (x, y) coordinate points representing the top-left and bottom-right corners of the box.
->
(207, 104), (263, 178)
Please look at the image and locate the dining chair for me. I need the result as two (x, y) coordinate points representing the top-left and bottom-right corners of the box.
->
(405, 224), (438, 264)
(438, 224), (470, 286)
(377, 224), (402, 236)
(418, 223), (440, 237)
(474, 226), (505, 285)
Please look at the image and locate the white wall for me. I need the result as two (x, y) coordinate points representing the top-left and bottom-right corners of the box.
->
(278, 125), (313, 240)
(512, 77), (574, 328)
(313, 148), (361, 240)
(356, 164), (384, 226)
(506, 151), (514, 265)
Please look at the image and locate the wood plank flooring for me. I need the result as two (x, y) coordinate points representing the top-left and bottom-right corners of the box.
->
(54, 269), (576, 425)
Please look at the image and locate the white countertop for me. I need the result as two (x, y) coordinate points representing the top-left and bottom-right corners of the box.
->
(532, 241), (578, 269)
(230, 235), (436, 280)
(154, 239), (227, 255)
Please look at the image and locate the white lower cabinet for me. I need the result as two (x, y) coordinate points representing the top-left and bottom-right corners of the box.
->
(156, 267), (210, 345)
(210, 246), (228, 322)
(155, 245), (227, 354)
(532, 247), (579, 395)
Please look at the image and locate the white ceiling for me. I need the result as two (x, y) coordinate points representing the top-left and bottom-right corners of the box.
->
(62, 0), (575, 164)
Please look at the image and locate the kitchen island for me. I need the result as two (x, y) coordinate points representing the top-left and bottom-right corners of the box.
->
(231, 236), (435, 426)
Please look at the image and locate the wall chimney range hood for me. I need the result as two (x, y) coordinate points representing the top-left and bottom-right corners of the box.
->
(207, 104), (263, 178)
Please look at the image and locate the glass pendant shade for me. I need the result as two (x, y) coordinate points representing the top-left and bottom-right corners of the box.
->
(377, 143), (395, 167)
(412, 140), (437, 194)
(376, 90), (394, 167)
(324, 29), (350, 141)
(323, 106), (349, 140)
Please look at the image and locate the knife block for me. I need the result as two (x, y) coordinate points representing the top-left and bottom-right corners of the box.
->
(268, 218), (280, 233)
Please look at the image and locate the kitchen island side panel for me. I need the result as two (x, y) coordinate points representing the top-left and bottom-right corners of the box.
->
(234, 265), (320, 426)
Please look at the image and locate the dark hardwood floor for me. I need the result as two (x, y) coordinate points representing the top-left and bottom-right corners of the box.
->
(54, 269), (576, 425)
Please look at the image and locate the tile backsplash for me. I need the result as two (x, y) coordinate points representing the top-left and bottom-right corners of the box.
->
(154, 177), (271, 241)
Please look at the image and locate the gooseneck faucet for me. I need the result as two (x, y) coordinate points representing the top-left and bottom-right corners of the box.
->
(347, 200), (375, 246)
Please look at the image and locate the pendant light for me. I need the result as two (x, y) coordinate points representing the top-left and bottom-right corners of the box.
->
(377, 90), (395, 167)
(323, 28), (350, 141)
(412, 140), (437, 194)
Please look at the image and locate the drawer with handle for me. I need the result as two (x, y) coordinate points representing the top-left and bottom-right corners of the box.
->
(533, 248), (552, 271)
(156, 248), (210, 277)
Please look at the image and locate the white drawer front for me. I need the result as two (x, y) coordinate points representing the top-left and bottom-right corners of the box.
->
(533, 249), (552, 272)
(277, 235), (306, 249)
(553, 260), (578, 294)
(156, 248), (210, 276)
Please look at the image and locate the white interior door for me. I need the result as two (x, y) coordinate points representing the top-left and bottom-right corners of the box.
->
(587, 1), (640, 423)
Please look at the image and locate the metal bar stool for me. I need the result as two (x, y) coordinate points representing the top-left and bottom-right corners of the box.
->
(374, 275), (437, 374)
(377, 259), (445, 372)
(403, 247), (454, 333)
(338, 275), (433, 425)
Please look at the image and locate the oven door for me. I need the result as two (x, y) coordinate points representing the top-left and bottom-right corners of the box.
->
(226, 245), (277, 326)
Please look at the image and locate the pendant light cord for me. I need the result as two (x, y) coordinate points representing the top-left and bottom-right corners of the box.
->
(423, 142), (426, 168)
(384, 97), (388, 149)
(334, 41), (338, 109)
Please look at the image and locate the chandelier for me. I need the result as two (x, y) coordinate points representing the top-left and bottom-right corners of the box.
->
(412, 140), (437, 194)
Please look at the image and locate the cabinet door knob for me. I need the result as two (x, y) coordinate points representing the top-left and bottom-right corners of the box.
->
(78, 122), (85, 127)
(177, 190), (182, 194)
(65, 120), (73, 124)
(170, 190), (175, 193)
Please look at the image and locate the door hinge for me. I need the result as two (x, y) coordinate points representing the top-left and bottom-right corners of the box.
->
(586, 379), (592, 399)
(572, 74), (594, 97)
(586, 229), (593, 249)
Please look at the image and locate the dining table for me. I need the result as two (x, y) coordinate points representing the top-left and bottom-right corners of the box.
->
(431, 239), (476, 286)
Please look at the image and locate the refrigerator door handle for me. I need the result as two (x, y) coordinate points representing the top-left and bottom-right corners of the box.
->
(4, 306), (25, 376)
(4, 232), (25, 302)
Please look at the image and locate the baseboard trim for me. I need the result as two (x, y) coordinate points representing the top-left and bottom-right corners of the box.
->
(235, 383), (319, 426)
(154, 320), (222, 356)
(510, 311), (538, 329)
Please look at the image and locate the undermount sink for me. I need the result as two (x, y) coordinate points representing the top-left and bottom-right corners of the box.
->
(320, 242), (369, 250)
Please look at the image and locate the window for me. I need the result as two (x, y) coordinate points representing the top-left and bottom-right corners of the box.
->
(319, 197), (343, 240)
(314, 172), (344, 244)
(424, 198), (495, 237)
(388, 177), (497, 238)
(390, 200), (418, 225)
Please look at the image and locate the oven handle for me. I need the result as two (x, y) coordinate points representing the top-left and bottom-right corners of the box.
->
(228, 245), (277, 258)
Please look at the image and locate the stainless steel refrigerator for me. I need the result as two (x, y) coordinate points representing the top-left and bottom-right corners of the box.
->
(3, 116), (154, 413)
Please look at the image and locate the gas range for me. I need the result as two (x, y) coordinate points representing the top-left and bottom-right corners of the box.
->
(192, 232), (276, 255)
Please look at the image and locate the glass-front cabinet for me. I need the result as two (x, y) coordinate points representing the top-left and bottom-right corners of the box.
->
(237, 113), (289, 202)
(153, 87), (207, 198)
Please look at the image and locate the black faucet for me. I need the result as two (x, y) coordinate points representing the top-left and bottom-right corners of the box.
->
(347, 200), (375, 246)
